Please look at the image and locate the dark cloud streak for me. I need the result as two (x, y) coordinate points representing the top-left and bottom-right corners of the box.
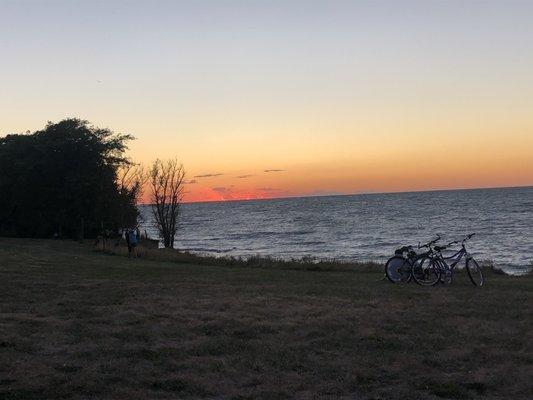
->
(194, 173), (224, 178)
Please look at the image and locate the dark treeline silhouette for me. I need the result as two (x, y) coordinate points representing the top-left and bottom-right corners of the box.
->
(0, 118), (141, 239)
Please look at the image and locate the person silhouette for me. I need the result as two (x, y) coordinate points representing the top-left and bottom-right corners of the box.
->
(128, 228), (138, 258)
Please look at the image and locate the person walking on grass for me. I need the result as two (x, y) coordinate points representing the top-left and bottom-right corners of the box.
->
(124, 228), (131, 253)
(128, 227), (138, 258)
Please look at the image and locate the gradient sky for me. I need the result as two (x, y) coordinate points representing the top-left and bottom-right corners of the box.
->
(1, 0), (532, 202)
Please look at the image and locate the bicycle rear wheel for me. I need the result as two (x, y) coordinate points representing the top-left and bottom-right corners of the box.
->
(412, 257), (441, 286)
(466, 258), (484, 286)
(385, 256), (412, 283)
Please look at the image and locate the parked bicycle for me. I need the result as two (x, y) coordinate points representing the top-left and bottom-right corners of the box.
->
(411, 233), (483, 286)
(384, 235), (441, 283)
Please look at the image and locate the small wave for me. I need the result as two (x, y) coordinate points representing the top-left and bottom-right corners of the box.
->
(295, 241), (326, 246)
(180, 247), (235, 254)
(227, 230), (314, 239)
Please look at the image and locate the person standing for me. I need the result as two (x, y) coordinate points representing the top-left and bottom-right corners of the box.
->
(124, 228), (131, 255)
(128, 228), (138, 258)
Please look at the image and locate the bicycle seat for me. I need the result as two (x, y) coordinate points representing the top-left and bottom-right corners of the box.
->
(395, 245), (413, 255)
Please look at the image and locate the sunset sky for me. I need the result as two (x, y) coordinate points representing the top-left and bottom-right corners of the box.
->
(1, 0), (533, 202)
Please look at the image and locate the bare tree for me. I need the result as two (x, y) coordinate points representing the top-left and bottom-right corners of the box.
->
(116, 163), (147, 229)
(149, 159), (186, 248)
(117, 163), (147, 203)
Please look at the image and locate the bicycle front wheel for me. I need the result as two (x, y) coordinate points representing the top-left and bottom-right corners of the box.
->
(385, 256), (412, 283)
(466, 258), (484, 286)
(412, 257), (441, 286)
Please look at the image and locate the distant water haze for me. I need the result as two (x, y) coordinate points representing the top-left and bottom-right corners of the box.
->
(140, 186), (533, 275)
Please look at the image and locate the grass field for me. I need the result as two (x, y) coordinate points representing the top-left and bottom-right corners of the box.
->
(1, 238), (532, 399)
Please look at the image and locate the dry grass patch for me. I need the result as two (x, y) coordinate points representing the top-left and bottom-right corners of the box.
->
(0, 238), (532, 399)
(95, 240), (382, 273)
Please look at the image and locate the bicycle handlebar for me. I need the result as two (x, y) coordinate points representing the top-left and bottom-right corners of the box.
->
(462, 233), (475, 244)
(409, 234), (475, 254)
(434, 234), (476, 252)
(418, 234), (441, 249)
(435, 242), (457, 252)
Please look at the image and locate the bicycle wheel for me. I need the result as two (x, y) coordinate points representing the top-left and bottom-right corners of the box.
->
(412, 257), (441, 286)
(466, 258), (484, 286)
(385, 256), (412, 283)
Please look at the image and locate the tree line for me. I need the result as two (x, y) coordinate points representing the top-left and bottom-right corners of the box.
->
(0, 118), (184, 247)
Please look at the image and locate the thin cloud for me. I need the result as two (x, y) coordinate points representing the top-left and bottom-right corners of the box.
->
(236, 174), (255, 179)
(264, 169), (285, 173)
(257, 187), (280, 191)
(184, 179), (197, 185)
(194, 173), (224, 178)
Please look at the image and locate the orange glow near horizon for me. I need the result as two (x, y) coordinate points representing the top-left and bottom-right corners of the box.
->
(136, 134), (533, 203)
(129, 101), (533, 202)
(2, 1), (533, 203)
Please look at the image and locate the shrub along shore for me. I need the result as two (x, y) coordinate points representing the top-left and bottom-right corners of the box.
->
(95, 238), (382, 273)
(96, 237), (517, 276)
(1, 237), (532, 400)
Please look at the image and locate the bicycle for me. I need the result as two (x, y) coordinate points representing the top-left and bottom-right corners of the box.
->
(411, 233), (484, 286)
(384, 235), (441, 283)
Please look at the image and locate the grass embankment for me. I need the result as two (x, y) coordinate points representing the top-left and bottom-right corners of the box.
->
(1, 238), (532, 400)
(97, 239), (381, 272)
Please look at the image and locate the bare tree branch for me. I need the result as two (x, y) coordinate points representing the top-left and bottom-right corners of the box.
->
(117, 163), (147, 204)
(149, 159), (185, 248)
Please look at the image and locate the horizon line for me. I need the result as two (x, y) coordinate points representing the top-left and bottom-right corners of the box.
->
(138, 183), (533, 206)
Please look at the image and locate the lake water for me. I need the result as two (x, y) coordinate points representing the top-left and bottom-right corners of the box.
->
(139, 186), (533, 275)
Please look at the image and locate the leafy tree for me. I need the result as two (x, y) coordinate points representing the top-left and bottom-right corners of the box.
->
(0, 118), (140, 238)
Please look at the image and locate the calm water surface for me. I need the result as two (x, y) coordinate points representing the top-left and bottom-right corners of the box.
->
(139, 187), (533, 275)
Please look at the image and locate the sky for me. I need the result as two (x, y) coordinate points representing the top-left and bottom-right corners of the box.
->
(1, 0), (533, 202)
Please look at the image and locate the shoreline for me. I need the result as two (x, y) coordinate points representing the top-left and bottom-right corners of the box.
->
(2, 236), (529, 276)
(93, 238), (528, 277)
(94, 238), (382, 273)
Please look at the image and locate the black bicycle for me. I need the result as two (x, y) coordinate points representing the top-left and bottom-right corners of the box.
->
(384, 235), (441, 283)
(411, 234), (483, 286)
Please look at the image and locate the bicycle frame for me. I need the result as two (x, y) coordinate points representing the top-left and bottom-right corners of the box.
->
(410, 233), (480, 286)
(436, 245), (471, 280)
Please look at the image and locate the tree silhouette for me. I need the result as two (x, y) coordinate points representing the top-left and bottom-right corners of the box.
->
(0, 118), (139, 238)
(149, 159), (185, 248)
